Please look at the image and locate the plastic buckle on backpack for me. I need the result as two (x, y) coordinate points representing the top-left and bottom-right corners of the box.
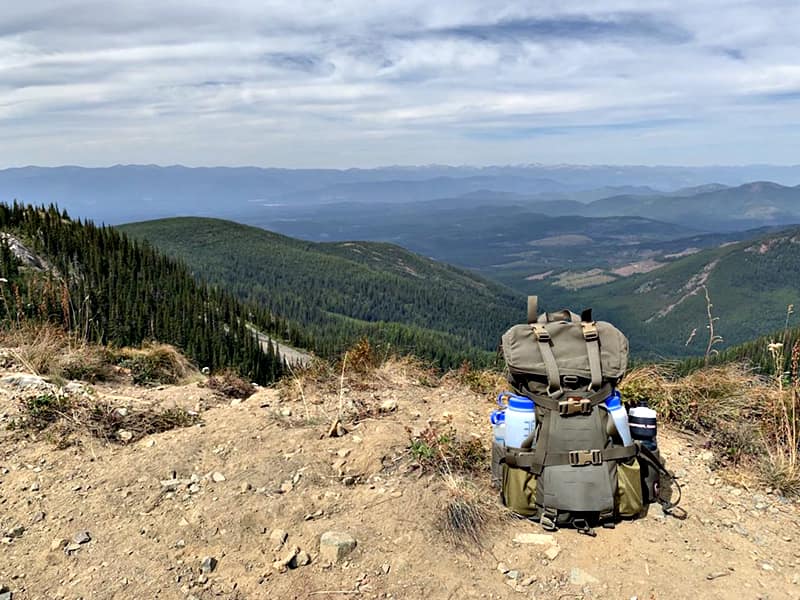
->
(580, 322), (599, 341)
(572, 519), (597, 537)
(559, 397), (589, 416)
(532, 326), (550, 343)
(569, 449), (603, 466)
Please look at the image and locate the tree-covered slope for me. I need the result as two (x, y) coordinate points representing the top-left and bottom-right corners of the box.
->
(570, 227), (800, 358)
(0, 203), (286, 383)
(119, 217), (525, 367)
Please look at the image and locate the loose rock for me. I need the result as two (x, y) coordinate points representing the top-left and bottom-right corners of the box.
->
(73, 530), (92, 545)
(513, 533), (555, 546)
(570, 568), (599, 586)
(379, 399), (398, 413)
(201, 556), (218, 574)
(270, 529), (288, 548)
(211, 472), (226, 483)
(544, 546), (561, 560)
(319, 531), (357, 563)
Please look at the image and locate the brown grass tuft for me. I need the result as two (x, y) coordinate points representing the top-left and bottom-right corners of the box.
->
(621, 357), (800, 496)
(443, 361), (506, 397)
(408, 418), (488, 475)
(115, 343), (194, 386)
(11, 392), (199, 445)
(206, 369), (256, 399)
(435, 474), (497, 548)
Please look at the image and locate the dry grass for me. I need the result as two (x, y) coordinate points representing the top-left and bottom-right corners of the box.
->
(621, 359), (800, 496)
(435, 473), (498, 548)
(115, 343), (194, 386)
(206, 369), (256, 399)
(443, 361), (506, 397)
(10, 392), (199, 446)
(408, 418), (488, 476)
(0, 322), (116, 382)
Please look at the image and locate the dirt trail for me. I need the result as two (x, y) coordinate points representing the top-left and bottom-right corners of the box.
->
(0, 361), (798, 600)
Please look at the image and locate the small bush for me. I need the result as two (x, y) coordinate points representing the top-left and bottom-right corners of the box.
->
(344, 337), (379, 374)
(449, 361), (506, 396)
(12, 394), (199, 444)
(116, 343), (191, 386)
(408, 419), (487, 475)
(19, 394), (75, 430)
(206, 369), (256, 399)
(58, 346), (117, 382)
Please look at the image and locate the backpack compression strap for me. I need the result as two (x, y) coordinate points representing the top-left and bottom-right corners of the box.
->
(504, 444), (638, 469)
(527, 295), (539, 324)
(580, 316), (603, 391)
(636, 443), (686, 518)
(530, 323), (562, 396)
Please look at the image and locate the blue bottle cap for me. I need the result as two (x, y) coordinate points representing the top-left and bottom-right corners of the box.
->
(605, 390), (622, 409)
(508, 395), (534, 410)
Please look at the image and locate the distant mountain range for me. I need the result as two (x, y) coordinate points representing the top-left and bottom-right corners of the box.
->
(3, 164), (800, 225)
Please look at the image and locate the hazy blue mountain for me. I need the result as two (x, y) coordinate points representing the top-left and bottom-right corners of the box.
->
(583, 182), (800, 231)
(3, 164), (800, 225)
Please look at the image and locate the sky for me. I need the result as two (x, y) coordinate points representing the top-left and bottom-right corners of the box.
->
(1, 0), (800, 168)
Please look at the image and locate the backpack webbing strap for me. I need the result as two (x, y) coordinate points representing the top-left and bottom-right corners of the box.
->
(635, 443), (686, 518)
(527, 295), (539, 324)
(531, 324), (562, 396)
(532, 385), (610, 415)
(504, 444), (637, 469)
(581, 321), (602, 391)
(525, 406), (552, 476)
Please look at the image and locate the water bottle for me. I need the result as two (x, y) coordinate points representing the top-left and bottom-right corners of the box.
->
(499, 392), (535, 449)
(490, 410), (506, 446)
(629, 400), (658, 451)
(604, 390), (633, 446)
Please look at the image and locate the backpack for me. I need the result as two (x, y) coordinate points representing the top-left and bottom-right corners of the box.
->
(495, 296), (681, 533)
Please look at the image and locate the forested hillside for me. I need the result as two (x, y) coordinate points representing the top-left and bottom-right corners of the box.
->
(571, 227), (800, 358)
(0, 203), (286, 383)
(120, 217), (524, 368)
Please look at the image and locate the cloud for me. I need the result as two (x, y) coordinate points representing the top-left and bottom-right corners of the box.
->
(0, 1), (799, 166)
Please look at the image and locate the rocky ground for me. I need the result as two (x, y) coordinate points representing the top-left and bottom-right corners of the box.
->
(0, 358), (799, 600)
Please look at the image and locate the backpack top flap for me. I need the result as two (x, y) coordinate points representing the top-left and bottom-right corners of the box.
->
(502, 318), (629, 382)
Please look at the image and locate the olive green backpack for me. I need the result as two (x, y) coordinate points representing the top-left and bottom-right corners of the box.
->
(495, 297), (682, 533)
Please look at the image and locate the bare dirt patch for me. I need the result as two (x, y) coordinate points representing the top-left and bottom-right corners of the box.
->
(0, 359), (798, 599)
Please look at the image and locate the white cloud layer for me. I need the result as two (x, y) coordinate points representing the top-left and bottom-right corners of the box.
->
(1, 0), (799, 166)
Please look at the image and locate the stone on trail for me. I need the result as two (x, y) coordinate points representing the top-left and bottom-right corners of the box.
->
(0, 374), (51, 391)
(513, 532), (555, 546)
(73, 530), (91, 544)
(0, 589), (11, 600)
(200, 556), (217, 574)
(570, 568), (599, 586)
(379, 399), (398, 413)
(319, 531), (356, 563)
(544, 545), (561, 560)
(211, 472), (226, 483)
(269, 529), (288, 547)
